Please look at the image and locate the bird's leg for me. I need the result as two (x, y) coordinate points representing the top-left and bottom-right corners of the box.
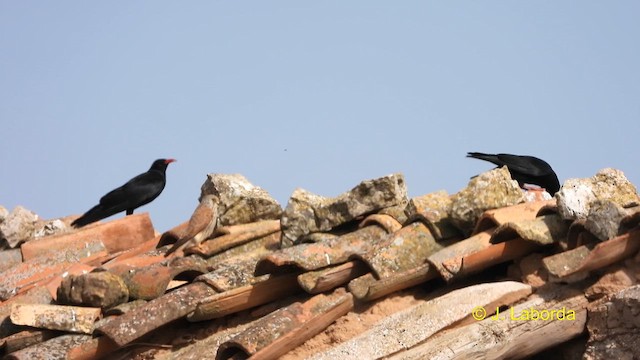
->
(126, 209), (133, 215)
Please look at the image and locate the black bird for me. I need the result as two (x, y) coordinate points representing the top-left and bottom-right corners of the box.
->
(72, 158), (176, 228)
(467, 152), (560, 195)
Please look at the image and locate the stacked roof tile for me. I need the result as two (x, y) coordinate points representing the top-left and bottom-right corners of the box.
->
(0, 167), (639, 359)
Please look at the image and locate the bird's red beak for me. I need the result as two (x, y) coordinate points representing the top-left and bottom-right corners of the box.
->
(165, 159), (176, 164)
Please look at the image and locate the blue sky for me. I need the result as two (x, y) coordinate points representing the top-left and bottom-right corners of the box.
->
(2, 2), (639, 232)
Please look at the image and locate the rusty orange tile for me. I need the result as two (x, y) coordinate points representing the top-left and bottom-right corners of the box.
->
(101, 233), (163, 266)
(0, 286), (53, 341)
(20, 213), (155, 261)
(544, 229), (640, 279)
(96, 282), (217, 347)
(108, 256), (208, 300)
(0, 241), (107, 301)
(472, 200), (555, 234)
(489, 214), (569, 245)
(187, 219), (281, 257)
(10, 304), (101, 334)
(217, 289), (353, 359)
(255, 224), (389, 276)
(44, 263), (94, 301)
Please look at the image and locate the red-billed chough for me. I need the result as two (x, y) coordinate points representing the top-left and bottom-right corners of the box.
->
(71, 158), (176, 228)
(467, 152), (560, 195)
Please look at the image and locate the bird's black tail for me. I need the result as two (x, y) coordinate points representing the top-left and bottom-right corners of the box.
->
(466, 152), (501, 165)
(71, 204), (109, 228)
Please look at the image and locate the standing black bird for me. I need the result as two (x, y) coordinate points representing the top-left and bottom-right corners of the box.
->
(71, 158), (176, 228)
(467, 152), (560, 195)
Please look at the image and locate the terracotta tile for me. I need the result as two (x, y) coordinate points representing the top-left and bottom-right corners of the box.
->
(473, 200), (555, 235)
(109, 256), (208, 300)
(543, 229), (640, 279)
(348, 264), (438, 301)
(0, 286), (53, 340)
(310, 281), (532, 360)
(297, 260), (370, 294)
(391, 286), (587, 359)
(0, 240), (107, 301)
(255, 224), (389, 276)
(355, 222), (454, 279)
(4, 334), (92, 360)
(96, 282), (217, 347)
(217, 289), (353, 360)
(427, 229), (494, 282)
(1, 329), (60, 355)
(490, 214), (570, 245)
(188, 273), (301, 322)
(10, 304), (101, 334)
(20, 213), (155, 261)
(186, 219), (280, 257)
(102, 233), (163, 266)
(44, 263), (94, 300)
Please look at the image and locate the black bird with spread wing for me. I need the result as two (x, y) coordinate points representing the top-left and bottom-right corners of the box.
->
(72, 158), (176, 228)
(467, 152), (560, 195)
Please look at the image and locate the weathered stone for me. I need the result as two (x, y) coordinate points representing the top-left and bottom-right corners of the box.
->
(280, 173), (408, 246)
(450, 167), (524, 235)
(404, 191), (459, 240)
(34, 219), (67, 239)
(584, 200), (631, 241)
(0, 206), (38, 249)
(556, 168), (640, 221)
(584, 285), (640, 360)
(0, 205), (8, 223)
(57, 271), (129, 309)
(200, 174), (282, 226)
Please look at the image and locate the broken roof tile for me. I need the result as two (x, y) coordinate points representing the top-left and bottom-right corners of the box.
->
(96, 282), (217, 347)
(20, 213), (154, 261)
(280, 173), (407, 246)
(217, 289), (353, 360)
(10, 304), (101, 334)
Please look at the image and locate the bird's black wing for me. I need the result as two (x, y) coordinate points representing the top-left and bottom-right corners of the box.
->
(494, 154), (553, 177)
(99, 171), (165, 210)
